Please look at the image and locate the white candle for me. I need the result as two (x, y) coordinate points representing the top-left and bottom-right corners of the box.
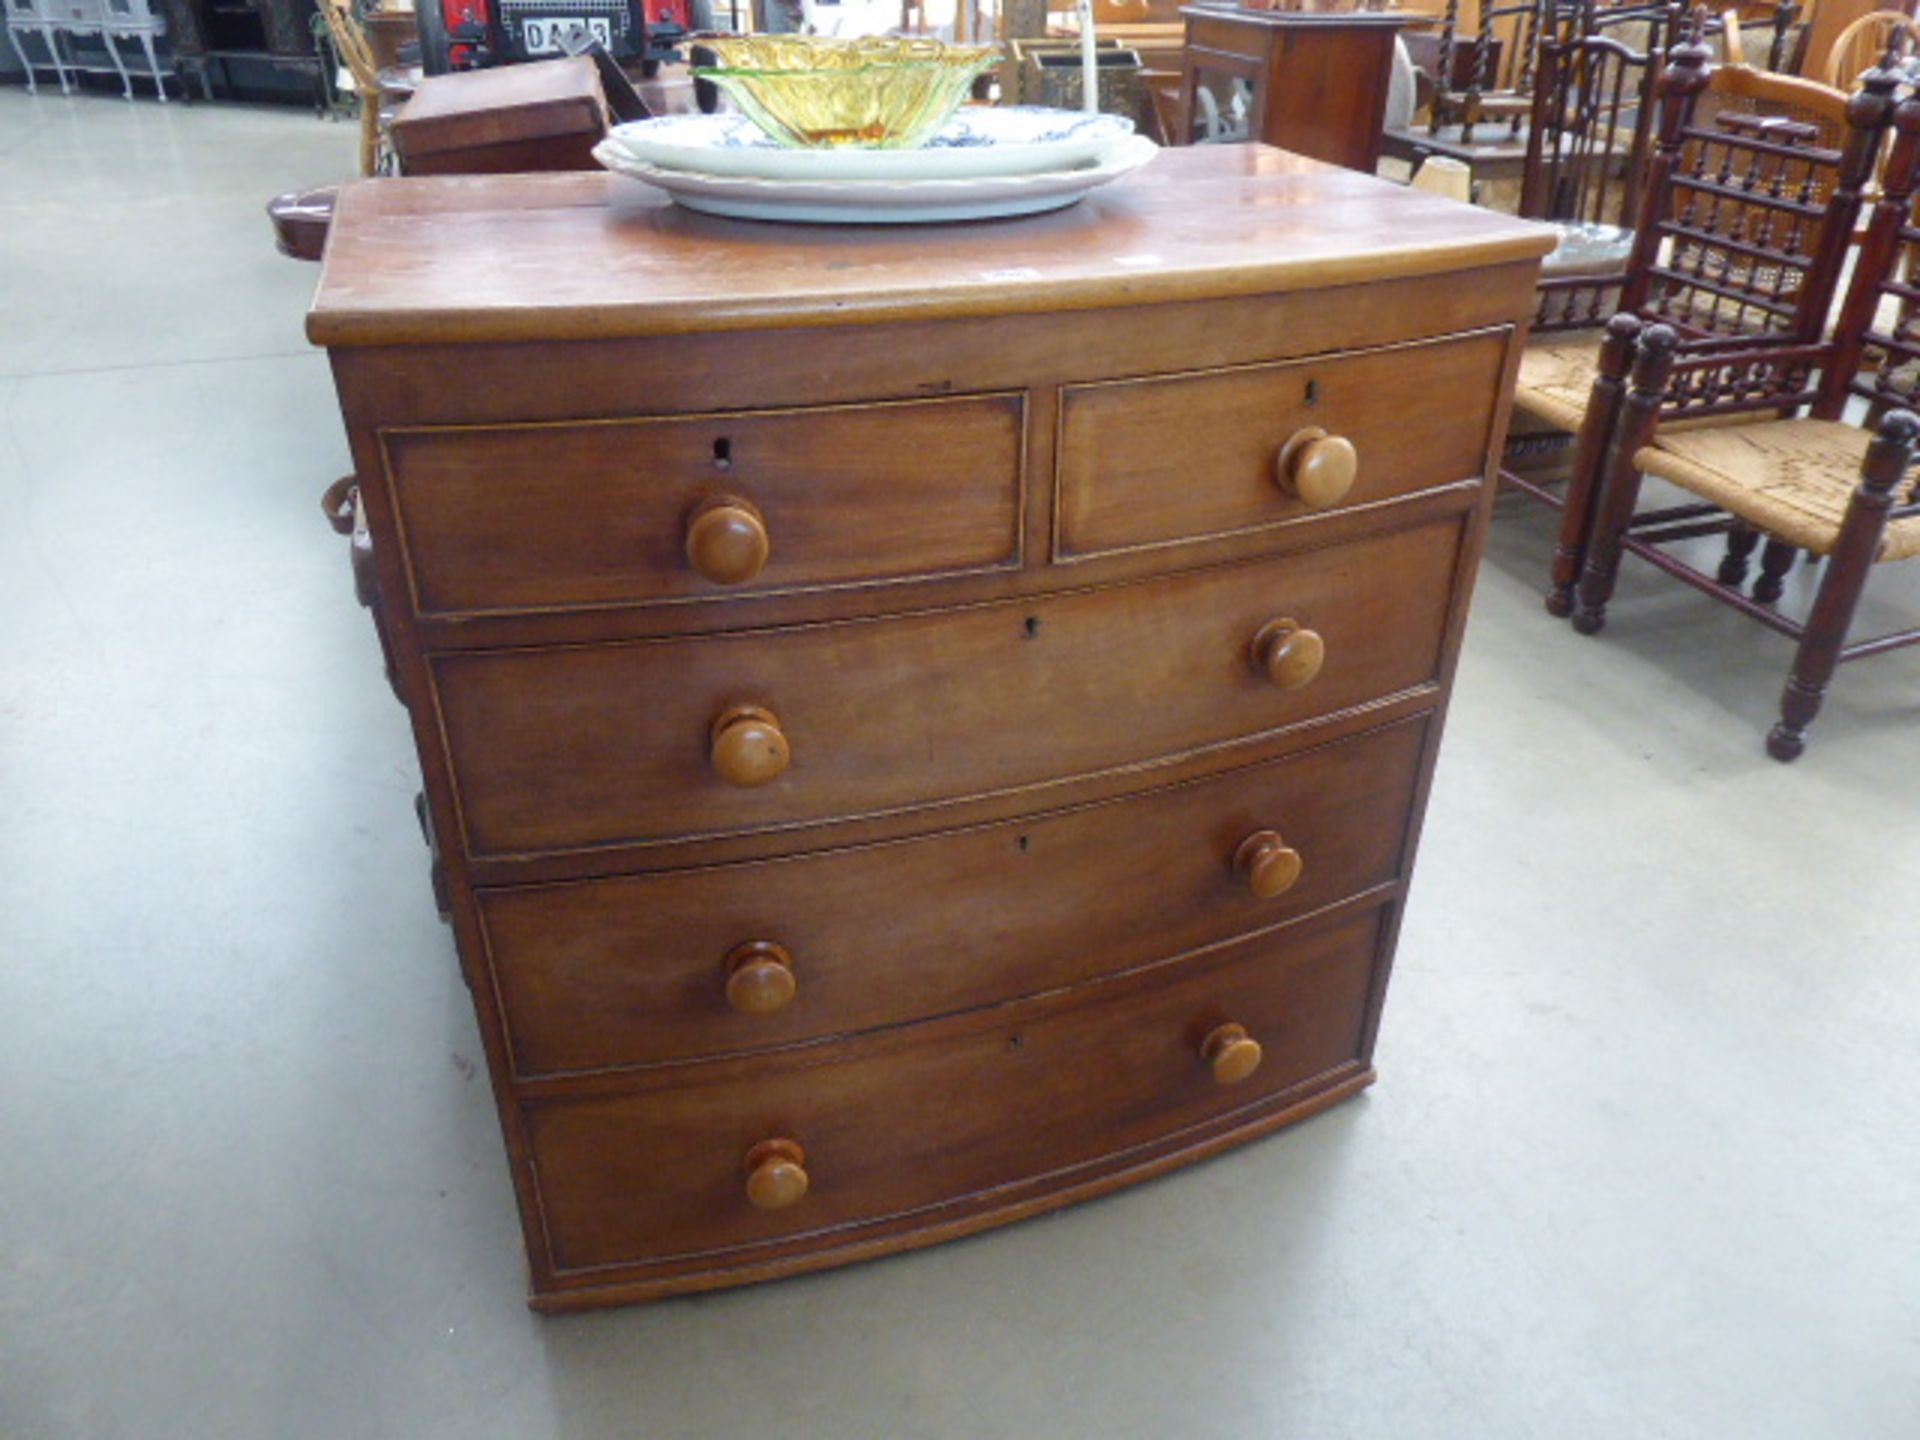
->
(1077, 0), (1098, 114)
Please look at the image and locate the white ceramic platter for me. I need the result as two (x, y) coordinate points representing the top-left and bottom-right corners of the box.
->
(593, 134), (1158, 224)
(602, 107), (1137, 183)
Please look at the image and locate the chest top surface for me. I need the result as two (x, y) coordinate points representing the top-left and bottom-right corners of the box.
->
(306, 145), (1553, 348)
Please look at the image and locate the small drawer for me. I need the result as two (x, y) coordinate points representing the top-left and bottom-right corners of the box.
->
(432, 517), (1464, 860)
(1054, 330), (1508, 559)
(381, 394), (1026, 616)
(481, 716), (1429, 1078)
(523, 906), (1387, 1275)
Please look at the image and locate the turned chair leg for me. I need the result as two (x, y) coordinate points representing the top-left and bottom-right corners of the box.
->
(1767, 410), (1917, 760)
(1548, 313), (1642, 617)
(1717, 524), (1761, 585)
(1573, 325), (1676, 635)
(1753, 537), (1797, 603)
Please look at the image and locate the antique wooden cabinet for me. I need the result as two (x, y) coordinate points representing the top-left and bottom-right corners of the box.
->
(1177, 5), (1407, 169)
(308, 147), (1550, 1310)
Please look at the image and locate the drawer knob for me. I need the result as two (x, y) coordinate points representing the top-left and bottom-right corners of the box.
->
(725, 941), (797, 1014)
(1233, 830), (1303, 899)
(1201, 1023), (1264, 1085)
(744, 1138), (809, 1210)
(1276, 426), (1358, 509)
(710, 705), (790, 787)
(686, 496), (770, 586)
(1250, 618), (1326, 691)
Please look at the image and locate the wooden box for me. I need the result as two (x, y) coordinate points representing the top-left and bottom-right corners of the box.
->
(392, 55), (610, 177)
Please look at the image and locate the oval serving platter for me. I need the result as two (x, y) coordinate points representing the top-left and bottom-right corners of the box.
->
(602, 106), (1138, 183)
(593, 133), (1159, 224)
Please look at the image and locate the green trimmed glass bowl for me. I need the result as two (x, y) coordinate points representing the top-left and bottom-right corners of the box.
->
(693, 35), (1000, 150)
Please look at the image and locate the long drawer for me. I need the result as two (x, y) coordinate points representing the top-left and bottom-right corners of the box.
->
(1055, 330), (1507, 559)
(524, 905), (1387, 1276)
(382, 393), (1026, 617)
(482, 716), (1429, 1078)
(432, 516), (1465, 860)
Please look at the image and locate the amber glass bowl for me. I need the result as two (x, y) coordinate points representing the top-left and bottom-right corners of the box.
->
(693, 35), (1001, 149)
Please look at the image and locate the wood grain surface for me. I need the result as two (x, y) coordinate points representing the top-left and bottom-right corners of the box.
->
(479, 715), (1430, 1078)
(385, 393), (1026, 616)
(524, 905), (1387, 1274)
(307, 146), (1554, 346)
(1056, 328), (1509, 557)
(430, 519), (1464, 860)
(309, 156), (1543, 1307)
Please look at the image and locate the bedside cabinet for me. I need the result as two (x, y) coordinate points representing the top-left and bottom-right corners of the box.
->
(309, 146), (1551, 1310)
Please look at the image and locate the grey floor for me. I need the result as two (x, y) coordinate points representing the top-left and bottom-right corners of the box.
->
(2, 88), (1917, 1440)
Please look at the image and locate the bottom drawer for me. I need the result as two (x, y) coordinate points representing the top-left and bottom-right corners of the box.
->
(524, 904), (1389, 1279)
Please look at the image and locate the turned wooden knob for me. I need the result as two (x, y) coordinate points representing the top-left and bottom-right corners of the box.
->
(710, 704), (790, 786)
(725, 941), (796, 1014)
(744, 1138), (809, 1210)
(1275, 426), (1358, 509)
(1233, 830), (1303, 899)
(1201, 1023), (1264, 1085)
(1250, 618), (1326, 691)
(685, 496), (769, 585)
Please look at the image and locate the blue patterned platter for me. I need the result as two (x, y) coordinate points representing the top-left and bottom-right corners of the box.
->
(602, 107), (1137, 183)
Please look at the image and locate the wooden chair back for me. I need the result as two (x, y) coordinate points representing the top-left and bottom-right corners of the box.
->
(1619, 32), (1891, 350)
(317, 0), (385, 176)
(1821, 9), (1920, 90)
(318, 0), (378, 99)
(1822, 96), (1920, 419)
(1426, 0), (1547, 140)
(1522, 30), (1660, 225)
(1696, 59), (1848, 154)
(1521, 27), (1661, 331)
(1711, 2), (1805, 69)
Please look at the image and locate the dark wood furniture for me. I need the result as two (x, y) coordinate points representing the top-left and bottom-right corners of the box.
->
(1176, 5), (1407, 170)
(1385, 4), (1798, 188)
(308, 146), (1551, 1309)
(1494, 24), (1660, 499)
(1502, 34), (1892, 612)
(267, 184), (337, 260)
(1503, 22), (1658, 353)
(1382, 0), (1566, 186)
(1568, 90), (1920, 759)
(391, 55), (610, 176)
(160, 0), (322, 104)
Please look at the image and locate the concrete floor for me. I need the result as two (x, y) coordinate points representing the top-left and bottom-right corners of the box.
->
(2, 88), (1918, 1440)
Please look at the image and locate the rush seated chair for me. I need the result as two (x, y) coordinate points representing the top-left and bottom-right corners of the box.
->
(1567, 91), (1920, 759)
(1506, 30), (1892, 617)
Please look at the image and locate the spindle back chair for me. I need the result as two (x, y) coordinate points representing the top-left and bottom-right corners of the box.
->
(1565, 88), (1920, 758)
(1508, 28), (1897, 606)
(1520, 28), (1662, 335)
(318, 0), (385, 177)
(1820, 8), (1920, 90)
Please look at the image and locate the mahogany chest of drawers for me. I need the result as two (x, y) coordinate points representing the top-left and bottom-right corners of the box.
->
(308, 147), (1551, 1310)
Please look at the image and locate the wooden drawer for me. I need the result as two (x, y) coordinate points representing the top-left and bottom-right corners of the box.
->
(433, 517), (1464, 860)
(482, 717), (1429, 1078)
(1054, 330), (1508, 559)
(525, 906), (1387, 1275)
(381, 394), (1026, 617)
